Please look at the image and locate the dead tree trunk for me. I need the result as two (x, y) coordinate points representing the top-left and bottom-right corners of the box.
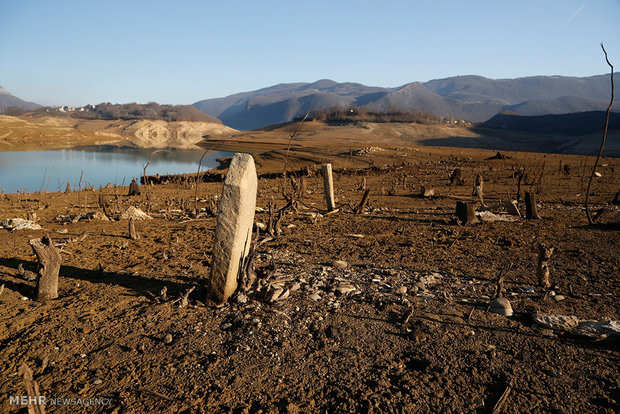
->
(456, 201), (479, 225)
(537, 244), (554, 289)
(298, 176), (307, 199)
(129, 218), (140, 240)
(29, 235), (61, 301)
(473, 174), (486, 207)
(355, 189), (371, 214)
(525, 191), (541, 219)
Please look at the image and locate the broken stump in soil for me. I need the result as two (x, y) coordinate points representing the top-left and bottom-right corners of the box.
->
(456, 201), (479, 225)
(129, 218), (140, 240)
(29, 235), (61, 301)
(525, 191), (541, 219)
(207, 153), (257, 304)
(537, 244), (554, 289)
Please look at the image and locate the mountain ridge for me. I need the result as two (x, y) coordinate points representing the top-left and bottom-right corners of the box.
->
(193, 74), (618, 130)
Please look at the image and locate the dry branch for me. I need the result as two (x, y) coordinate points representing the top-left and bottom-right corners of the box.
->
(585, 43), (614, 224)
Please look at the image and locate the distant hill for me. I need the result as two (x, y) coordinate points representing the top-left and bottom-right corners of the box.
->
(194, 74), (618, 130)
(481, 111), (620, 136)
(31, 102), (222, 124)
(0, 86), (41, 113)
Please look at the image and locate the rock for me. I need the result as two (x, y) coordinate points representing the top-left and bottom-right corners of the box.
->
(332, 260), (348, 269)
(335, 284), (356, 295)
(308, 293), (321, 301)
(410, 330), (427, 344)
(120, 206), (152, 220)
(0, 218), (42, 231)
(488, 297), (513, 316)
(396, 286), (407, 294)
(532, 314), (579, 331)
(163, 334), (173, 344)
(92, 378), (103, 385)
(552, 295), (566, 302)
(207, 154), (257, 304)
(236, 293), (248, 304)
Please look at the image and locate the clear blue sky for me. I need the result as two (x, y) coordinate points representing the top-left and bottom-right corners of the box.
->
(1, 0), (618, 107)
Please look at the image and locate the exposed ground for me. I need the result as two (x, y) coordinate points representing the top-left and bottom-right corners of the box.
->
(0, 115), (237, 151)
(1, 139), (619, 413)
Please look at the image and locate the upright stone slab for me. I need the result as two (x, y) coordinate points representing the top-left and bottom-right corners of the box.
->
(207, 153), (257, 304)
(322, 163), (336, 211)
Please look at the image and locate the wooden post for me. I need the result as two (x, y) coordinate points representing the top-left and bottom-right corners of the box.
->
(207, 153), (257, 304)
(129, 218), (140, 240)
(537, 244), (554, 288)
(525, 191), (541, 219)
(456, 201), (479, 225)
(322, 163), (336, 211)
(29, 235), (61, 301)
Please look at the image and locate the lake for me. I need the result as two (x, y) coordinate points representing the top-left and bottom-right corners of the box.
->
(0, 148), (232, 193)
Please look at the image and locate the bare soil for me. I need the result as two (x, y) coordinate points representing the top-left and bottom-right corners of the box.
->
(1, 142), (619, 413)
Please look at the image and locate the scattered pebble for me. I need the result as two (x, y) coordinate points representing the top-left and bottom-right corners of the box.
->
(163, 334), (173, 344)
(93, 378), (102, 385)
(332, 260), (348, 269)
(308, 293), (321, 301)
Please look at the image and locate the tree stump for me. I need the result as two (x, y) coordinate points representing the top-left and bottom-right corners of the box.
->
(129, 218), (140, 240)
(525, 191), (541, 219)
(450, 168), (464, 186)
(128, 179), (141, 196)
(537, 244), (554, 288)
(29, 235), (61, 301)
(456, 201), (479, 225)
(354, 189), (371, 214)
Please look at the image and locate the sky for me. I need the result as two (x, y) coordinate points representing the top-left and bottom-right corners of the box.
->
(1, 0), (619, 107)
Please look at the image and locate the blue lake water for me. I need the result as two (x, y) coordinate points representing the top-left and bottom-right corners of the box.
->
(0, 148), (232, 193)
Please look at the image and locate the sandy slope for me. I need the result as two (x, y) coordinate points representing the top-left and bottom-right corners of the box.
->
(0, 116), (237, 151)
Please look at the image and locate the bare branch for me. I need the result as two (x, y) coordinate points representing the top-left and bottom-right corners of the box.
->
(585, 43), (614, 224)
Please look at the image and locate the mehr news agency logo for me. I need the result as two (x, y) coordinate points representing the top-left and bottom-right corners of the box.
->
(10, 395), (113, 407)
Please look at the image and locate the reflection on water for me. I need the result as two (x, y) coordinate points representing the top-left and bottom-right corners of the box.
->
(0, 148), (232, 193)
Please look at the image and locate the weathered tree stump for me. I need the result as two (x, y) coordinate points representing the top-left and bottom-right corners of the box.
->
(355, 189), (371, 215)
(64, 182), (71, 193)
(473, 174), (486, 207)
(537, 244), (554, 288)
(505, 200), (521, 217)
(128, 178), (141, 196)
(419, 186), (435, 198)
(456, 201), (479, 225)
(207, 153), (257, 304)
(322, 163), (336, 211)
(612, 190), (620, 205)
(29, 235), (61, 301)
(449, 168), (464, 186)
(525, 191), (541, 219)
(129, 218), (140, 240)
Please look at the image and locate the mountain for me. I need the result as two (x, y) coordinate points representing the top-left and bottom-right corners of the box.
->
(194, 74), (617, 130)
(481, 110), (620, 136)
(0, 86), (41, 112)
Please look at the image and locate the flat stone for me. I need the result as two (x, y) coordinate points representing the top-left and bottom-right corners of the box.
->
(207, 154), (257, 304)
(332, 260), (348, 269)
